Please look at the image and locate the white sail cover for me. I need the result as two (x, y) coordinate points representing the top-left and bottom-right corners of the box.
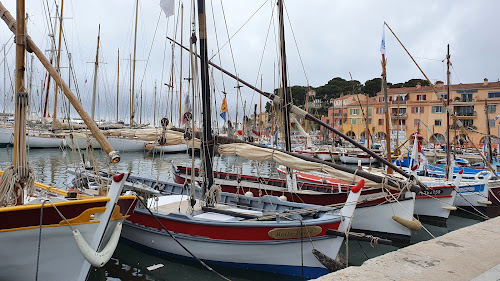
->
(218, 143), (379, 187)
(101, 129), (200, 148)
(160, 0), (175, 18)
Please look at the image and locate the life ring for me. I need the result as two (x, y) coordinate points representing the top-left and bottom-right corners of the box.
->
(474, 170), (492, 181)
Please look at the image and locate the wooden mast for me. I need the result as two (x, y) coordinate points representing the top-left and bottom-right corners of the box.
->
(13, 0), (27, 205)
(445, 44), (451, 177)
(116, 48), (119, 123)
(485, 99), (493, 163)
(91, 24), (100, 120)
(381, 25), (392, 174)
(153, 80), (157, 125)
(130, 0), (139, 126)
(366, 95), (370, 148)
(197, 0), (214, 203)
(277, 0), (292, 153)
(178, 3), (184, 127)
(52, 0), (64, 120)
(0, 1), (120, 163)
(259, 74), (262, 138)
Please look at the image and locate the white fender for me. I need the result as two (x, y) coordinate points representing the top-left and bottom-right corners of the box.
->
(73, 221), (123, 268)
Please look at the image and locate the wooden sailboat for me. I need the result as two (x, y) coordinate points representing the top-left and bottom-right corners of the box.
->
(0, 2), (137, 280)
(71, 1), (363, 278)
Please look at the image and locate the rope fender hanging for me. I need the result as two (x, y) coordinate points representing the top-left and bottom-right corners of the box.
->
(72, 221), (123, 268)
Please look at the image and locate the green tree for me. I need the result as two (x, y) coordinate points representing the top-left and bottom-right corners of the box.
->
(363, 78), (382, 96)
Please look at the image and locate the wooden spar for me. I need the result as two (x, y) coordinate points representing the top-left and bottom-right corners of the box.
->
(53, 0), (64, 119)
(130, 0), (138, 126)
(259, 75), (262, 138)
(178, 3), (184, 127)
(0, 1), (120, 163)
(446, 45), (451, 177)
(366, 95), (370, 148)
(197, 0), (215, 203)
(382, 57), (393, 174)
(165, 36), (416, 180)
(485, 99), (493, 163)
(153, 80), (157, 125)
(13, 0), (26, 205)
(305, 87), (310, 149)
(116, 48), (119, 123)
(91, 24), (100, 120)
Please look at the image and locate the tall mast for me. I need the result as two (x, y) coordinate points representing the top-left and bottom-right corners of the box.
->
(445, 44), (451, 176)
(305, 87), (310, 149)
(140, 87), (143, 124)
(116, 48), (119, 123)
(197, 0), (214, 203)
(130, 0), (139, 126)
(259, 74), (262, 138)
(154, 80), (157, 125)
(277, 0), (292, 152)
(53, 0), (64, 120)
(13, 0), (27, 205)
(178, 3), (184, 127)
(485, 99), (493, 163)
(3, 43), (5, 113)
(381, 25), (392, 174)
(366, 95), (370, 148)
(91, 24), (101, 120)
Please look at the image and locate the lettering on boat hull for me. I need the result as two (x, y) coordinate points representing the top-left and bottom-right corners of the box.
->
(268, 226), (322, 239)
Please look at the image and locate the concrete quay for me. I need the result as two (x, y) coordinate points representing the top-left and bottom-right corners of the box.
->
(315, 216), (500, 281)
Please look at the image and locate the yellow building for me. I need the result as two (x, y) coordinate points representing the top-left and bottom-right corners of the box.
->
(323, 79), (500, 146)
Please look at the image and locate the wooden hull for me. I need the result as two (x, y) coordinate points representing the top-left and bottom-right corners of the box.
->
(0, 196), (137, 281)
(173, 165), (414, 242)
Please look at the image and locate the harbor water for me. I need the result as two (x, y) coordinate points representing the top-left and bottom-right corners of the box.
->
(0, 148), (484, 281)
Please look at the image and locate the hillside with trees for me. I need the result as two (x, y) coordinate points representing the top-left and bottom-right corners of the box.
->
(265, 77), (430, 113)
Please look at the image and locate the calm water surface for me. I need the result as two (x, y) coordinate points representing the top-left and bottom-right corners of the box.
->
(0, 148), (483, 281)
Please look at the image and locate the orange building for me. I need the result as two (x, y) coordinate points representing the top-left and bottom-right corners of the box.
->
(322, 78), (500, 146)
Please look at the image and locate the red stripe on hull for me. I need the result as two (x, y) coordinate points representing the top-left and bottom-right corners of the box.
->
(127, 211), (340, 241)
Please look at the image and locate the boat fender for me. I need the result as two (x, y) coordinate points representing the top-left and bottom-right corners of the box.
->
(477, 200), (492, 205)
(244, 191), (254, 197)
(442, 206), (457, 211)
(392, 216), (422, 231)
(278, 195), (287, 201)
(73, 221), (123, 268)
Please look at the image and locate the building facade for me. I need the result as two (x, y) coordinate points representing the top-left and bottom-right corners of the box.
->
(321, 79), (500, 146)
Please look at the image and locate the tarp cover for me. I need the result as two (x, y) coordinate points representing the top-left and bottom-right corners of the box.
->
(218, 143), (379, 187)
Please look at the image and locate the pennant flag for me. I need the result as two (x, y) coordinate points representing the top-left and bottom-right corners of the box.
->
(493, 115), (500, 121)
(160, 0), (175, 18)
(380, 25), (386, 60)
(220, 97), (228, 121)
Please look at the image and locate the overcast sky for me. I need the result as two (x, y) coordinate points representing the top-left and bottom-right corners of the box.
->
(1, 0), (499, 125)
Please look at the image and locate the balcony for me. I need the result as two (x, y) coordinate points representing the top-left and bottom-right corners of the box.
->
(392, 100), (407, 105)
(391, 113), (407, 119)
(455, 111), (477, 118)
(391, 124), (406, 130)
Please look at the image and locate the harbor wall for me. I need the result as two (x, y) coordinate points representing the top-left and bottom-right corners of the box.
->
(314, 216), (500, 281)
